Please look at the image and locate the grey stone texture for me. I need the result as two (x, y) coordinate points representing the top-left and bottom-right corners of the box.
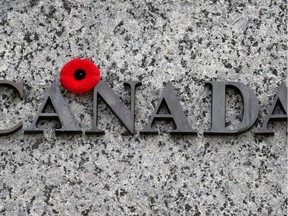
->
(0, 0), (287, 215)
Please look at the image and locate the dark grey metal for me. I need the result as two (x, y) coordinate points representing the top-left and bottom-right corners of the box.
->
(85, 80), (141, 135)
(256, 82), (287, 135)
(0, 80), (23, 135)
(24, 80), (82, 134)
(140, 82), (196, 135)
(204, 81), (259, 135)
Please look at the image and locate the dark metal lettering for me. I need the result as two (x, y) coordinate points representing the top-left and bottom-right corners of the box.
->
(140, 82), (196, 135)
(24, 80), (82, 134)
(256, 82), (287, 135)
(0, 80), (23, 135)
(204, 81), (259, 135)
(86, 80), (141, 135)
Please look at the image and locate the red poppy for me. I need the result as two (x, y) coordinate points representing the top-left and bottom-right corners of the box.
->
(60, 58), (101, 94)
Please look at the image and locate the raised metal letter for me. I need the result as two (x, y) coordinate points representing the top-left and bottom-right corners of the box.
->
(140, 82), (196, 135)
(256, 82), (287, 135)
(204, 81), (259, 135)
(24, 80), (82, 134)
(0, 80), (23, 135)
(86, 80), (141, 135)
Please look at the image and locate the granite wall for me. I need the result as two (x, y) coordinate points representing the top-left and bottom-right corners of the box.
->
(0, 0), (287, 215)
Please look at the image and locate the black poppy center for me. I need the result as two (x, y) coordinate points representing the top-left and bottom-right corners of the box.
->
(74, 69), (86, 80)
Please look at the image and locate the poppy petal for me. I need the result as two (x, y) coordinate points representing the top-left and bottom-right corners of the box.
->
(60, 58), (101, 94)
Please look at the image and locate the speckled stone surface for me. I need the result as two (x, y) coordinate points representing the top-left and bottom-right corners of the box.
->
(0, 0), (287, 215)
